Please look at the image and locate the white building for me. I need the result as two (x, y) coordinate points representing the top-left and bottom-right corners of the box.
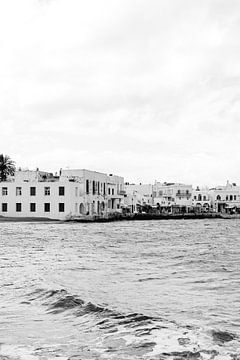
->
(192, 187), (211, 211)
(208, 181), (240, 213)
(0, 168), (124, 220)
(124, 183), (153, 213)
(153, 182), (192, 213)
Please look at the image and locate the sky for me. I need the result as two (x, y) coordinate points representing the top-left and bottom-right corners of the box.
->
(0, 0), (240, 187)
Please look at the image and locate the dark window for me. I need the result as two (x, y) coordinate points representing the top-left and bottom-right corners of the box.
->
(59, 203), (65, 212)
(112, 188), (114, 195)
(98, 181), (100, 195)
(59, 186), (65, 196)
(92, 180), (96, 195)
(86, 180), (89, 194)
(104, 183), (106, 195)
(234, 195), (237, 200)
(30, 203), (36, 212)
(44, 203), (50, 212)
(2, 187), (8, 196)
(44, 187), (50, 196)
(30, 187), (36, 196)
(108, 188), (111, 195)
(226, 195), (228, 201)
(2, 203), (7, 212)
(230, 195), (233, 201)
(16, 203), (22, 212)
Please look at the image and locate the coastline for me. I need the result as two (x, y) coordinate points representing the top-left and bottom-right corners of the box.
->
(0, 213), (240, 223)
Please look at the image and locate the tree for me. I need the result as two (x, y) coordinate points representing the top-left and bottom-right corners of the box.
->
(0, 154), (16, 182)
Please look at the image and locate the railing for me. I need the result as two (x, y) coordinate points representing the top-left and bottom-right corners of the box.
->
(176, 192), (192, 197)
(118, 190), (126, 195)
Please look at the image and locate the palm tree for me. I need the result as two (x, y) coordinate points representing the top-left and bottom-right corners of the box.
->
(0, 154), (16, 182)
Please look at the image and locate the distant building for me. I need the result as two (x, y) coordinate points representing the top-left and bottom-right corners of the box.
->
(208, 181), (240, 213)
(0, 168), (124, 220)
(192, 187), (211, 211)
(153, 182), (192, 213)
(124, 183), (153, 213)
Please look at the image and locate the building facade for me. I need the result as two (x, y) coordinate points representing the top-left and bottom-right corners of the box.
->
(124, 184), (153, 213)
(208, 182), (240, 213)
(153, 182), (192, 213)
(0, 169), (125, 220)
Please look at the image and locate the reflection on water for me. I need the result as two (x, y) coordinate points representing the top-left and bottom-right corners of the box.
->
(0, 219), (239, 359)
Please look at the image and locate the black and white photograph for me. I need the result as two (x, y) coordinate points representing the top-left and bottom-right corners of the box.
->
(0, 0), (239, 359)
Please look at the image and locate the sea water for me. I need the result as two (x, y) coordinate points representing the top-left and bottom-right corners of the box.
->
(0, 219), (239, 359)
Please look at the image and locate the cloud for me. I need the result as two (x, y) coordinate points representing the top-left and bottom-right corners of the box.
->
(0, 0), (240, 186)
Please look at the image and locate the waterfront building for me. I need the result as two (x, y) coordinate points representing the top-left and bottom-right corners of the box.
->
(208, 181), (240, 213)
(0, 168), (124, 220)
(124, 183), (153, 213)
(153, 182), (192, 213)
(192, 187), (211, 212)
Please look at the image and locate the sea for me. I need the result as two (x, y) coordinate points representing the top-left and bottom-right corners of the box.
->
(0, 219), (239, 360)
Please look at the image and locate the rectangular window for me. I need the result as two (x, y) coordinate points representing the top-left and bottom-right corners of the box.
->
(98, 181), (100, 195)
(59, 203), (65, 212)
(108, 188), (111, 195)
(112, 188), (114, 195)
(92, 180), (96, 195)
(59, 186), (65, 196)
(16, 187), (22, 196)
(16, 203), (22, 212)
(44, 203), (50, 212)
(2, 203), (7, 212)
(30, 203), (36, 212)
(44, 187), (50, 196)
(234, 195), (237, 201)
(30, 187), (36, 196)
(2, 187), (8, 196)
(86, 180), (89, 194)
(104, 183), (106, 195)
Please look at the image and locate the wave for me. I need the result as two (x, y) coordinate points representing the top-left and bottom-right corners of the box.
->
(23, 288), (239, 359)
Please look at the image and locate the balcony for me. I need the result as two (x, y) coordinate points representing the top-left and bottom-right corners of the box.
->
(176, 192), (191, 197)
(118, 190), (126, 195)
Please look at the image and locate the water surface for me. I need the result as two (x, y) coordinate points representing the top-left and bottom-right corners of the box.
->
(0, 219), (239, 359)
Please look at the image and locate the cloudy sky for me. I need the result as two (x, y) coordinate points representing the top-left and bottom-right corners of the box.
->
(1, 0), (240, 186)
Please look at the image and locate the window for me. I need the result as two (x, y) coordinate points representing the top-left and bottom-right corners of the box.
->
(230, 195), (233, 201)
(16, 203), (22, 212)
(112, 188), (114, 195)
(44, 203), (50, 212)
(30, 203), (36, 212)
(98, 181), (100, 195)
(234, 195), (237, 201)
(92, 181), (96, 195)
(59, 203), (65, 212)
(226, 195), (228, 201)
(104, 183), (106, 195)
(59, 186), (65, 196)
(30, 187), (36, 196)
(16, 187), (22, 196)
(44, 187), (50, 196)
(2, 203), (7, 212)
(86, 180), (89, 194)
(108, 188), (111, 195)
(2, 187), (8, 196)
